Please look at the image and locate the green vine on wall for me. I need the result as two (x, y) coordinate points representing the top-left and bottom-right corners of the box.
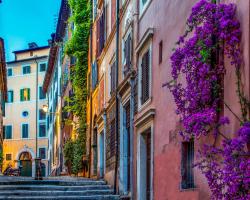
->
(63, 0), (91, 175)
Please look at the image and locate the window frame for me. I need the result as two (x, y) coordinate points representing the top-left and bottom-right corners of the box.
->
(39, 86), (46, 100)
(21, 123), (29, 139)
(20, 88), (31, 101)
(181, 140), (195, 190)
(39, 147), (47, 159)
(138, 40), (152, 110)
(122, 27), (133, 78)
(22, 111), (29, 118)
(7, 68), (13, 77)
(39, 122), (47, 138)
(109, 59), (116, 96)
(39, 109), (46, 121)
(6, 153), (12, 161)
(39, 62), (47, 72)
(139, 0), (151, 16)
(22, 65), (31, 75)
(4, 125), (13, 140)
(7, 90), (14, 103)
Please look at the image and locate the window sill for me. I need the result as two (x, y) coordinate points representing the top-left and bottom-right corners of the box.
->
(138, 97), (152, 112)
(179, 186), (197, 192)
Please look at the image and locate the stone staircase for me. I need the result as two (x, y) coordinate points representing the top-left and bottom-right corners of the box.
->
(0, 177), (120, 200)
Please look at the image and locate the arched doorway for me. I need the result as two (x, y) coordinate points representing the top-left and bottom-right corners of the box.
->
(19, 152), (32, 177)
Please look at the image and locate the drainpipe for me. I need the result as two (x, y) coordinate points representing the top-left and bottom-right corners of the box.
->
(103, 111), (107, 176)
(114, 0), (120, 194)
(129, 73), (135, 197)
(88, 25), (93, 178)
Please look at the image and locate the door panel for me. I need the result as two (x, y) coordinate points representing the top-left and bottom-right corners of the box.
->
(20, 160), (32, 177)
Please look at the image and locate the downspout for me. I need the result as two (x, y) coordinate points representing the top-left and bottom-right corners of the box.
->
(132, 0), (140, 198)
(88, 0), (94, 178)
(129, 73), (135, 197)
(103, 111), (107, 176)
(114, 0), (120, 194)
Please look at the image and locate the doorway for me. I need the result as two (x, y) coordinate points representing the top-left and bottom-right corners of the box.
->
(99, 130), (104, 178)
(138, 128), (152, 200)
(93, 127), (98, 175)
(19, 152), (32, 177)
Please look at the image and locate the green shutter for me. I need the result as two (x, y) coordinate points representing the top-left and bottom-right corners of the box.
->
(28, 89), (30, 100)
(20, 89), (23, 101)
(22, 124), (25, 138)
(11, 91), (13, 102)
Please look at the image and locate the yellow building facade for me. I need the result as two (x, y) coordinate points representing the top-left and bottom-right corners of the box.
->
(3, 44), (49, 177)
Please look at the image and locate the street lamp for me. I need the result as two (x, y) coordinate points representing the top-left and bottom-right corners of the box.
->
(42, 104), (49, 113)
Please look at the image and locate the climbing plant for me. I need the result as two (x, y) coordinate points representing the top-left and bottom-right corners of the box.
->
(166, 0), (250, 199)
(63, 0), (91, 175)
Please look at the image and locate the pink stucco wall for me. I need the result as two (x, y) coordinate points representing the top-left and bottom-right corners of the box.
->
(136, 0), (249, 199)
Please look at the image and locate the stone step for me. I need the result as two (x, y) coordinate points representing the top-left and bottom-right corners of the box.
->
(0, 190), (114, 196)
(0, 184), (111, 191)
(0, 180), (106, 186)
(0, 195), (120, 200)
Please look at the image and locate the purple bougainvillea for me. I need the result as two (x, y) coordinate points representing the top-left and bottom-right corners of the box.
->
(167, 0), (249, 199)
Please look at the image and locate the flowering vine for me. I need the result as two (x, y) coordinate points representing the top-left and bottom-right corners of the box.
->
(166, 0), (250, 199)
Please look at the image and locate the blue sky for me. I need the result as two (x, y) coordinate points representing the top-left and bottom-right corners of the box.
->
(0, 0), (61, 61)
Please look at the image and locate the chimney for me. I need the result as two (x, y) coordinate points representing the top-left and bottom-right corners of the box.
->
(28, 42), (38, 49)
(48, 39), (52, 46)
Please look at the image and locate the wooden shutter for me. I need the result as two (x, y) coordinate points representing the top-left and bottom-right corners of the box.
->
(128, 34), (132, 67)
(110, 120), (116, 157)
(96, 17), (100, 56)
(27, 89), (30, 100)
(111, 0), (116, 29)
(110, 62), (116, 95)
(141, 51), (150, 104)
(3, 126), (5, 139)
(20, 89), (23, 101)
(27, 66), (31, 73)
(124, 38), (128, 70)
(11, 91), (13, 102)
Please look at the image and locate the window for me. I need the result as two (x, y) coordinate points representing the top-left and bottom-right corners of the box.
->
(39, 63), (46, 72)
(140, 50), (150, 105)
(7, 68), (13, 77)
(39, 148), (46, 159)
(7, 90), (13, 103)
(39, 109), (46, 120)
(159, 40), (163, 64)
(97, 8), (106, 56)
(22, 111), (29, 117)
(20, 88), (30, 101)
(110, 119), (116, 157)
(123, 33), (132, 76)
(30, 51), (33, 56)
(140, 0), (149, 13)
(181, 141), (195, 189)
(22, 66), (31, 74)
(4, 125), (12, 139)
(39, 87), (46, 100)
(110, 61), (116, 95)
(93, 0), (97, 20)
(39, 123), (46, 137)
(22, 124), (29, 138)
(6, 154), (12, 161)
(92, 61), (98, 89)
